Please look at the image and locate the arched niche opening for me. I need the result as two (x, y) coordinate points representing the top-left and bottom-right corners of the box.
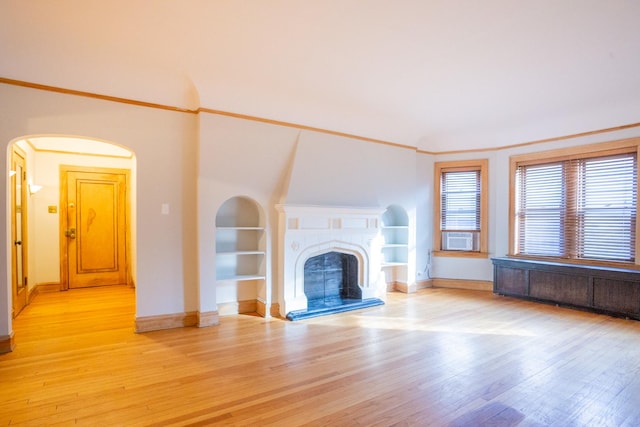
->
(381, 204), (409, 290)
(214, 196), (269, 317)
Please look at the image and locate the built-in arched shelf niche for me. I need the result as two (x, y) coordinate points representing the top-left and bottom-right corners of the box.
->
(380, 205), (409, 291)
(380, 205), (409, 266)
(215, 196), (268, 316)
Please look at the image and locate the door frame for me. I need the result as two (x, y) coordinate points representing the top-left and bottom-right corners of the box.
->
(11, 146), (28, 317)
(59, 165), (132, 290)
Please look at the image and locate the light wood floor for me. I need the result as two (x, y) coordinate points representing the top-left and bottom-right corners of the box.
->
(2, 286), (640, 426)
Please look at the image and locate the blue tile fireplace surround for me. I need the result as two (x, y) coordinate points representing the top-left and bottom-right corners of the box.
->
(286, 251), (384, 320)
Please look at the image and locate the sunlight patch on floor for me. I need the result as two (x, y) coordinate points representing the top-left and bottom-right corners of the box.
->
(348, 315), (538, 337)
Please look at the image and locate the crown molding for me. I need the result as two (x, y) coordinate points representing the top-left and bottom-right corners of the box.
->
(198, 107), (416, 150)
(3, 77), (639, 156)
(0, 77), (198, 114)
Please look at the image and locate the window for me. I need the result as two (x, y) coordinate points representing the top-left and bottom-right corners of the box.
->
(434, 159), (488, 257)
(511, 140), (639, 264)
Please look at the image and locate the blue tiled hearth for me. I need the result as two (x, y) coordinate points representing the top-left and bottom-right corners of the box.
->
(286, 251), (384, 321)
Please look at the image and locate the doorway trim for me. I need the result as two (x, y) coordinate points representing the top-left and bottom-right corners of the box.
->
(59, 165), (132, 290)
(11, 145), (28, 317)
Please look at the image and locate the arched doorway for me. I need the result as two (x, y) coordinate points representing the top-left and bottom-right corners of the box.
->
(4, 135), (137, 340)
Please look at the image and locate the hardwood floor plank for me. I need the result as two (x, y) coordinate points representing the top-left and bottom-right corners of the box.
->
(2, 287), (640, 425)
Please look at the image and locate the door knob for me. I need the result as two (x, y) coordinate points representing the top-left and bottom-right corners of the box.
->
(65, 228), (76, 239)
(14, 240), (21, 245)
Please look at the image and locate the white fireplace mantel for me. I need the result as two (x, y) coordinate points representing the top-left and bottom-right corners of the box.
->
(276, 204), (385, 317)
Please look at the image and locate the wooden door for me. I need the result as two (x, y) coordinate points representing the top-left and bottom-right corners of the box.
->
(11, 148), (28, 316)
(60, 167), (130, 289)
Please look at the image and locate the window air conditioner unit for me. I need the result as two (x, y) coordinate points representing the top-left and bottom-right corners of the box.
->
(446, 232), (474, 251)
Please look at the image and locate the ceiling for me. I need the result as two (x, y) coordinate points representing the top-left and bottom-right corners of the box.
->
(2, 1), (640, 152)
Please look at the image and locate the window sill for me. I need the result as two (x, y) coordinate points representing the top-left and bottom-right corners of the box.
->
(432, 250), (488, 259)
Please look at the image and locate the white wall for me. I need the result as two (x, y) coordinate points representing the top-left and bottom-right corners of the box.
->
(285, 131), (418, 208)
(416, 152), (434, 282)
(286, 132), (380, 207)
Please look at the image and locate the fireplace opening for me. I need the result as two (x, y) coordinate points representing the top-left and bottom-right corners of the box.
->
(304, 252), (361, 310)
(286, 250), (384, 321)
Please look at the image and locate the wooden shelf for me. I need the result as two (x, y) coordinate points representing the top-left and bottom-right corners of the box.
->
(216, 251), (265, 256)
(216, 226), (264, 231)
(216, 275), (266, 283)
(382, 262), (408, 267)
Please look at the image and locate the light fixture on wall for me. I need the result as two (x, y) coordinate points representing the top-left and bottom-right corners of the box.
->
(29, 184), (43, 195)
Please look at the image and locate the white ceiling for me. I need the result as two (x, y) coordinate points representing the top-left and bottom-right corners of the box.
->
(2, 1), (640, 152)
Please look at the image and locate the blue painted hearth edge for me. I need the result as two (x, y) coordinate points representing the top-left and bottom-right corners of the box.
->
(286, 298), (384, 321)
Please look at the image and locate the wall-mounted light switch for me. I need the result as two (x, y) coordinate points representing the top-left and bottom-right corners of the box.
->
(161, 203), (170, 215)
(48, 206), (57, 214)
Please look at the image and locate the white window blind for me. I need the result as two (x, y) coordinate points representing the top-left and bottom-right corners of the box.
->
(515, 152), (637, 262)
(440, 169), (481, 251)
